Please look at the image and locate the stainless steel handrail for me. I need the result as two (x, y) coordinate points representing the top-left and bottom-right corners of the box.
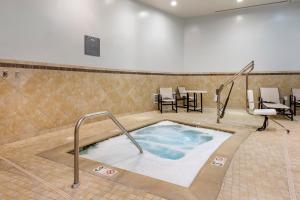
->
(216, 61), (255, 123)
(71, 111), (143, 188)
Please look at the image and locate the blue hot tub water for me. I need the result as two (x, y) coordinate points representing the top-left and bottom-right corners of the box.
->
(79, 121), (231, 187)
(80, 123), (214, 160)
(132, 124), (213, 160)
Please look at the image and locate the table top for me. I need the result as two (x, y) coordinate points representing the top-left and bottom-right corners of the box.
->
(186, 90), (208, 94)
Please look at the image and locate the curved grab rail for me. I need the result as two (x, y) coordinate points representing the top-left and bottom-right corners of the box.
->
(221, 61), (254, 88)
(71, 111), (143, 188)
(216, 61), (255, 123)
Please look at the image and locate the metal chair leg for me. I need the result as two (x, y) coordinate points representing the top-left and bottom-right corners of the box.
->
(270, 118), (290, 134)
(294, 98), (297, 116)
(257, 116), (268, 132)
(157, 98), (160, 111)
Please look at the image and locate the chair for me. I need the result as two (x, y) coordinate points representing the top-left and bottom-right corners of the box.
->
(158, 88), (177, 113)
(247, 90), (277, 131)
(290, 88), (300, 116)
(177, 87), (193, 108)
(259, 88), (293, 121)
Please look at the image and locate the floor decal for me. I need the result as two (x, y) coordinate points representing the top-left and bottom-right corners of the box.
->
(211, 156), (227, 167)
(93, 165), (118, 177)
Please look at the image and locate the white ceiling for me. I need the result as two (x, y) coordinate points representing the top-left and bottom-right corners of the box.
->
(136, 0), (295, 18)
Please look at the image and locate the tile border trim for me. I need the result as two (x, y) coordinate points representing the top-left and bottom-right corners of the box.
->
(39, 118), (249, 200)
(1, 59), (300, 76)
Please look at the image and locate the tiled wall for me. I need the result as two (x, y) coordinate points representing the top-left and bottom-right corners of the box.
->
(1, 60), (299, 144)
(182, 74), (300, 109)
(0, 62), (184, 144)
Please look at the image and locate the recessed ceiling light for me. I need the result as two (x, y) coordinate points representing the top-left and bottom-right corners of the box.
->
(171, 0), (178, 7)
(236, 15), (244, 22)
(139, 11), (149, 18)
(237, 0), (244, 2)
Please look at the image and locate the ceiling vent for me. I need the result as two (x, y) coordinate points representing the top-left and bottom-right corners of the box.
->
(215, 0), (289, 13)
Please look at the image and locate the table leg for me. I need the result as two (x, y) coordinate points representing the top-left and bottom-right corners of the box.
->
(187, 93), (189, 112)
(201, 93), (203, 113)
(194, 93), (197, 111)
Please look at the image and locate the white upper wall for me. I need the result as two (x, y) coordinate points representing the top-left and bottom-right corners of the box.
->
(0, 0), (184, 72)
(184, 2), (300, 72)
(1, 1), (300, 73)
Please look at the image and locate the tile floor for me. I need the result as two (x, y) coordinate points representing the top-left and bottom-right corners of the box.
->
(0, 108), (299, 200)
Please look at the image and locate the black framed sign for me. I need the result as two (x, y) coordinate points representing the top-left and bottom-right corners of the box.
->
(84, 35), (100, 57)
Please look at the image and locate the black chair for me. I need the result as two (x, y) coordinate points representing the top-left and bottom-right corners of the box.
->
(290, 88), (300, 116)
(176, 87), (193, 109)
(259, 87), (293, 121)
(158, 88), (177, 113)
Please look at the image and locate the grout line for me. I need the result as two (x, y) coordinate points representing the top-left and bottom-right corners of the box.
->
(0, 155), (72, 200)
(282, 133), (298, 200)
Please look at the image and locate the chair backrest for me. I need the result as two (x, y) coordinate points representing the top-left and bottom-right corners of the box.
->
(178, 87), (187, 98)
(260, 88), (280, 103)
(247, 90), (255, 110)
(160, 88), (173, 99)
(292, 88), (300, 101)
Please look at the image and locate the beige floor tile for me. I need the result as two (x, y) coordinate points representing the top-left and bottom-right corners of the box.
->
(0, 109), (299, 200)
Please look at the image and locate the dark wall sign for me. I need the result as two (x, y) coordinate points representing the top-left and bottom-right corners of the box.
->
(84, 35), (100, 57)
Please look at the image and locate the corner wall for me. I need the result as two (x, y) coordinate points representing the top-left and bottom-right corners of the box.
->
(1, 1), (300, 73)
(1, 1), (300, 144)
